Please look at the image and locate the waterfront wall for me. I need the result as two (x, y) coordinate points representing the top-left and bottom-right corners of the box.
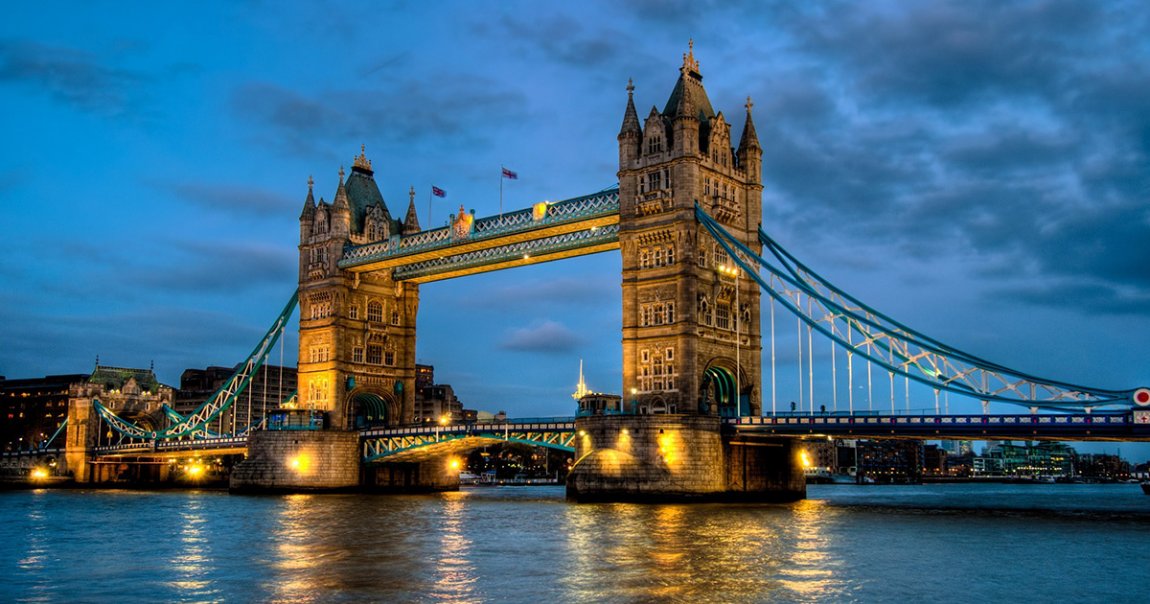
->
(567, 415), (804, 502)
(230, 430), (360, 493)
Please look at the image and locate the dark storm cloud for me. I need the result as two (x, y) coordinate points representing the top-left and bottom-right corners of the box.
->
(500, 320), (582, 354)
(231, 76), (527, 156)
(0, 40), (147, 117)
(137, 241), (295, 293)
(161, 181), (295, 216)
(481, 13), (631, 70)
(753, 1), (1150, 316)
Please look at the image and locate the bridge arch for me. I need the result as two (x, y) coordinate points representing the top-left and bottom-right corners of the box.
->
(346, 389), (398, 430)
(701, 361), (749, 417)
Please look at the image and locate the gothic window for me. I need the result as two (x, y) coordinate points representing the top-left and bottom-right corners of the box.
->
(653, 248), (664, 266)
(638, 346), (677, 393)
(384, 350), (395, 366)
(367, 344), (383, 365)
(704, 177), (711, 197)
(665, 245), (675, 265)
(647, 135), (662, 154)
(367, 301), (383, 323)
(716, 301), (731, 330)
(640, 249), (650, 269)
(666, 302), (675, 324)
(699, 296), (712, 326)
(647, 170), (662, 192)
(391, 311), (400, 325)
(349, 304), (359, 320)
(642, 306), (653, 327)
(352, 347), (364, 364)
(653, 304), (665, 325)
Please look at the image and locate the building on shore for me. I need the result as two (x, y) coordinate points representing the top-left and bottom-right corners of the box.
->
(1, 373), (86, 451)
(413, 364), (465, 423)
(174, 364), (297, 432)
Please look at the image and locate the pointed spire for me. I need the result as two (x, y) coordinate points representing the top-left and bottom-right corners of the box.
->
(300, 175), (316, 219)
(352, 144), (373, 174)
(403, 185), (421, 234)
(682, 38), (700, 75)
(619, 78), (641, 138)
(572, 359), (590, 401)
(738, 95), (760, 153)
(333, 166), (350, 213)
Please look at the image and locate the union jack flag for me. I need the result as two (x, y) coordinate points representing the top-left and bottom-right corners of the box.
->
(431, 186), (446, 197)
(501, 167), (518, 180)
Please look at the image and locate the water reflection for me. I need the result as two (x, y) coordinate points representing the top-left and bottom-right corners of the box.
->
(562, 498), (850, 603)
(431, 491), (480, 602)
(166, 494), (217, 600)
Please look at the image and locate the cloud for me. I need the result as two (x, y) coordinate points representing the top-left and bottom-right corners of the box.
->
(0, 40), (148, 117)
(159, 181), (296, 216)
(231, 76), (527, 157)
(136, 241), (296, 293)
(500, 320), (582, 354)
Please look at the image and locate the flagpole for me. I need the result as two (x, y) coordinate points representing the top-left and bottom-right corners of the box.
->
(427, 185), (432, 228)
(499, 165), (504, 224)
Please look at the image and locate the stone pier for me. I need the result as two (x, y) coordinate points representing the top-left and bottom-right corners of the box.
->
(566, 415), (804, 502)
(229, 430), (361, 493)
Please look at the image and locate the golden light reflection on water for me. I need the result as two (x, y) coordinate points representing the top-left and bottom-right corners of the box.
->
(431, 490), (480, 603)
(563, 498), (849, 602)
(776, 499), (843, 600)
(165, 496), (217, 599)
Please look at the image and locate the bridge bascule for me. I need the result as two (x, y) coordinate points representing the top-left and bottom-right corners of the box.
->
(18, 46), (1149, 498)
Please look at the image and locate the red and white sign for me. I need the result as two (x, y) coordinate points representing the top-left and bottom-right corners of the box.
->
(1134, 388), (1150, 407)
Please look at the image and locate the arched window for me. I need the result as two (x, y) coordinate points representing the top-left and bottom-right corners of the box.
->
(367, 301), (383, 323)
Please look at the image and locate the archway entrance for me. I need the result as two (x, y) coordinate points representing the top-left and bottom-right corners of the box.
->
(349, 392), (393, 429)
(702, 365), (748, 418)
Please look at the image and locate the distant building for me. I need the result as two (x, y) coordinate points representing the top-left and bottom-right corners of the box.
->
(922, 444), (947, 477)
(857, 440), (923, 483)
(0, 373), (86, 451)
(174, 364), (297, 431)
(1076, 453), (1130, 481)
(974, 441), (1075, 478)
(413, 364), (464, 423)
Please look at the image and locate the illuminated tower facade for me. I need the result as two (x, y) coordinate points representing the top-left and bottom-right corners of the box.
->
(617, 43), (764, 417)
(297, 148), (423, 429)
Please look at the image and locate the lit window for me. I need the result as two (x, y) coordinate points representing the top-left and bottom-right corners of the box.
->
(367, 301), (383, 323)
(352, 347), (364, 363)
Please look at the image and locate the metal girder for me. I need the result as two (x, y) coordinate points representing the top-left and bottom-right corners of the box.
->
(94, 292), (299, 441)
(339, 188), (620, 280)
(361, 421), (576, 462)
(696, 204), (1145, 411)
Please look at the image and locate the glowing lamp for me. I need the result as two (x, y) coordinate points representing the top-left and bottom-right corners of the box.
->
(30, 467), (49, 481)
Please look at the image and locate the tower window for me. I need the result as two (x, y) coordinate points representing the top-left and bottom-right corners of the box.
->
(367, 345), (383, 365)
(367, 301), (383, 323)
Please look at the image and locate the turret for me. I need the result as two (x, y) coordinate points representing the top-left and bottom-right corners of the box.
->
(299, 175), (316, 242)
(737, 96), (762, 184)
(618, 79), (642, 168)
(331, 166), (351, 237)
(403, 186), (421, 234)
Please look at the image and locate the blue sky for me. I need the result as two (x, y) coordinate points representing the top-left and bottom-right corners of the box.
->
(2, 2), (1148, 446)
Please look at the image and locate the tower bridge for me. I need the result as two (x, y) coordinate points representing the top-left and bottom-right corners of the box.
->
(22, 45), (1147, 499)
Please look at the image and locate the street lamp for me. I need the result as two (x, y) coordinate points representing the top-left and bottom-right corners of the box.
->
(719, 264), (741, 419)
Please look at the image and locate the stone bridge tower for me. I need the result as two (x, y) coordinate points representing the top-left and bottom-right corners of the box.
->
(297, 148), (423, 430)
(617, 42), (764, 418)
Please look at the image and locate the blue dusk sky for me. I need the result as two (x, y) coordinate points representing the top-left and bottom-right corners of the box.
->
(1, 2), (1148, 432)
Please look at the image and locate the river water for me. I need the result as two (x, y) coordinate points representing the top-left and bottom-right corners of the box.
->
(3, 483), (1148, 603)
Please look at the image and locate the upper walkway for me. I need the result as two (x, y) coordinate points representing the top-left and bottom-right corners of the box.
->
(339, 187), (620, 282)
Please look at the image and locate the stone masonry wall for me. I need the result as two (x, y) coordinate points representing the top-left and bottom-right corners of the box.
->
(230, 430), (360, 492)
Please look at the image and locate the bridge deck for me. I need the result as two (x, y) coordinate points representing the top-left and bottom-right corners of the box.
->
(731, 411), (1150, 441)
